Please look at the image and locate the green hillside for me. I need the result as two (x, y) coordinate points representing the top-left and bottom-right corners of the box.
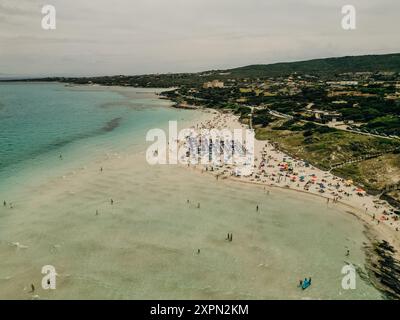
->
(227, 53), (400, 78)
(3, 52), (400, 85)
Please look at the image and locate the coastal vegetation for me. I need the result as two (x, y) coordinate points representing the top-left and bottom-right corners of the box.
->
(333, 154), (400, 193)
(256, 122), (399, 168)
(255, 119), (400, 197)
(227, 53), (400, 78)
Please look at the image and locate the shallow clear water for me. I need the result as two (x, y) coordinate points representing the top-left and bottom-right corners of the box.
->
(0, 83), (188, 193)
(0, 83), (382, 299)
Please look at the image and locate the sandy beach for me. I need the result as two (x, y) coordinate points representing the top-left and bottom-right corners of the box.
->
(179, 110), (400, 258)
(0, 85), (396, 299)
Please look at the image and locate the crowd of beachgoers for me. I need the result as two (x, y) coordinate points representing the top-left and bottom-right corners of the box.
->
(178, 110), (400, 235)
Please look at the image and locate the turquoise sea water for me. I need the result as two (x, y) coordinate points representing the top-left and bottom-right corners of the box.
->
(0, 83), (191, 192)
(0, 83), (383, 299)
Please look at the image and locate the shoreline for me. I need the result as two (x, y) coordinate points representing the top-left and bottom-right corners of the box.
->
(1, 83), (399, 299)
(181, 108), (400, 298)
(119, 88), (400, 266)
(185, 111), (399, 224)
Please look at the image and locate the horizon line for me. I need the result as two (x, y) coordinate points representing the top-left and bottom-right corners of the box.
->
(1, 51), (399, 80)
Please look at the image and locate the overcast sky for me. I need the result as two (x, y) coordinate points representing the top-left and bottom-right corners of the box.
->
(0, 0), (399, 77)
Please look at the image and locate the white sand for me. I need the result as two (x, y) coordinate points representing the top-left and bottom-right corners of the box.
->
(181, 111), (400, 257)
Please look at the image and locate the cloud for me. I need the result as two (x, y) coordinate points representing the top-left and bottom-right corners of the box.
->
(0, 0), (399, 76)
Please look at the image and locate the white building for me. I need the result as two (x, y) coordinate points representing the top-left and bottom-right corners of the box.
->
(203, 80), (224, 89)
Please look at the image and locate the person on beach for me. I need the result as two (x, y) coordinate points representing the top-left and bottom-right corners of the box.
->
(256, 205), (259, 212)
(3, 200), (6, 207)
(197, 249), (200, 254)
(96, 210), (99, 216)
(302, 278), (308, 289)
(346, 249), (350, 257)
(100, 167), (103, 172)
(197, 203), (200, 209)
(30, 284), (35, 293)
(59, 154), (63, 160)
(110, 199), (114, 205)
(299, 280), (303, 287)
